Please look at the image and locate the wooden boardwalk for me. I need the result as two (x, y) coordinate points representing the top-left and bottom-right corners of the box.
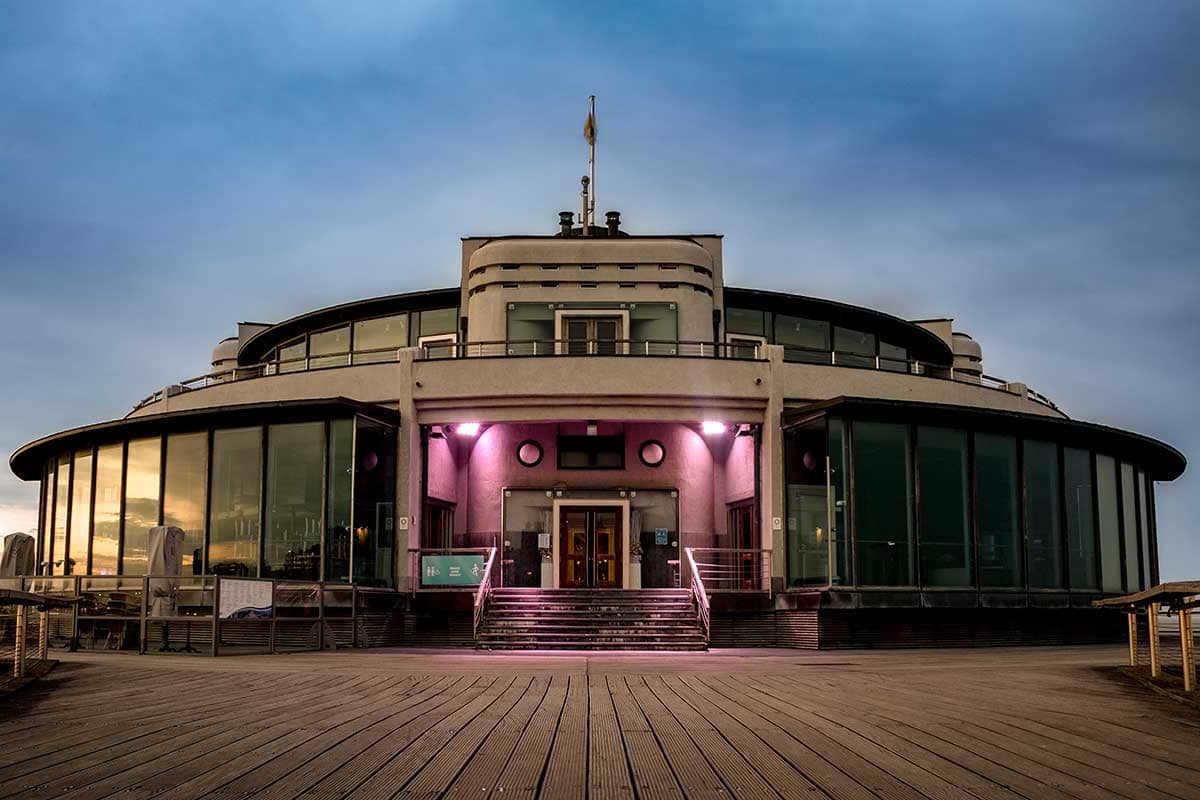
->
(1, 646), (1198, 799)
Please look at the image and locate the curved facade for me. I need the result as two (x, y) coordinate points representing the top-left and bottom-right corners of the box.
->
(8, 213), (1186, 647)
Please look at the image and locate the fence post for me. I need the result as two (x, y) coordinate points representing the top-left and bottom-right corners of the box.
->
(1181, 608), (1195, 693)
(14, 605), (26, 678)
(318, 581), (326, 652)
(1148, 603), (1161, 678)
(38, 609), (48, 660)
(269, 581), (277, 654)
(1127, 611), (1137, 667)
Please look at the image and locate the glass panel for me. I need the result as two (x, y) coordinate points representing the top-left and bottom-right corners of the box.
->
(595, 318), (619, 355)
(785, 420), (830, 587)
(1064, 447), (1098, 590)
(417, 308), (459, 337)
(879, 342), (908, 373)
(976, 433), (1021, 587)
(52, 456), (69, 574)
(828, 419), (849, 585)
(40, 461), (54, 574)
(629, 303), (678, 354)
(565, 319), (589, 355)
(506, 304), (556, 354)
(1137, 470), (1152, 589)
(308, 325), (350, 369)
(1024, 440), (1063, 589)
(278, 338), (306, 374)
(353, 419), (396, 587)
(68, 450), (93, 576)
(725, 307), (765, 337)
(92, 444), (123, 576)
(163, 432), (208, 574)
(834, 327), (877, 368)
(852, 422), (914, 586)
(1096, 455), (1123, 593)
(1120, 462), (1140, 590)
(325, 420), (354, 583)
(917, 427), (971, 587)
(775, 315), (830, 351)
(122, 437), (161, 575)
(353, 314), (408, 364)
(209, 427), (262, 577)
(264, 422), (324, 580)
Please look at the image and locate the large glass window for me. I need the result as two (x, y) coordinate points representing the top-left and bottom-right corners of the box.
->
(264, 422), (325, 580)
(976, 433), (1021, 587)
(412, 308), (459, 343)
(309, 325), (350, 369)
(1024, 440), (1063, 589)
(277, 338), (307, 374)
(68, 450), (93, 575)
(352, 419), (396, 586)
(785, 420), (830, 587)
(1064, 447), (1098, 591)
(52, 455), (69, 574)
(209, 427), (262, 576)
(917, 427), (971, 587)
(834, 327), (877, 368)
(122, 437), (161, 575)
(353, 314), (408, 364)
(325, 420), (354, 583)
(878, 342), (908, 373)
(852, 422), (914, 586)
(776, 315), (830, 364)
(92, 444), (123, 576)
(1096, 455), (1123, 593)
(629, 303), (678, 354)
(1120, 462), (1140, 590)
(163, 432), (207, 574)
(1137, 469), (1152, 589)
(725, 307), (766, 337)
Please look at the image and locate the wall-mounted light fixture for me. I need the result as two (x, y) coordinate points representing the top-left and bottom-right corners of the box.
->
(456, 422), (481, 437)
(702, 421), (727, 435)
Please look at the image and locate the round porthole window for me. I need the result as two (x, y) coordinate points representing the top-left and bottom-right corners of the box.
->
(516, 440), (544, 468)
(639, 440), (666, 468)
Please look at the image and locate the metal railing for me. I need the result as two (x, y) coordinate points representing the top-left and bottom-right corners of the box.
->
(131, 338), (1058, 414)
(0, 574), (406, 656)
(473, 547), (498, 640)
(684, 548), (711, 644)
(686, 547), (773, 593)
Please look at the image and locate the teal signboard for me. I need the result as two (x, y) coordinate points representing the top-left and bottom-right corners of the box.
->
(421, 554), (486, 586)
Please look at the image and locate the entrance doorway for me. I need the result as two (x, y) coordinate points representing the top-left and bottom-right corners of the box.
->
(559, 507), (623, 588)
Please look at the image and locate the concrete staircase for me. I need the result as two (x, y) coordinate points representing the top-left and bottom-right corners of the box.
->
(477, 588), (707, 651)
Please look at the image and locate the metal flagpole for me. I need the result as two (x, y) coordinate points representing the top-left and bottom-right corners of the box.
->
(588, 95), (596, 228)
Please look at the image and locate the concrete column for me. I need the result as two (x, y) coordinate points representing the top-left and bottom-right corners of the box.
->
(760, 345), (786, 595)
(395, 347), (420, 593)
(1181, 607), (1195, 693)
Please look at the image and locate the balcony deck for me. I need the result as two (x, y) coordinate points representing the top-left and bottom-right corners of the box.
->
(2, 646), (1196, 798)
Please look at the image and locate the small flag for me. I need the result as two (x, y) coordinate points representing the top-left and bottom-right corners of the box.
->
(583, 109), (596, 145)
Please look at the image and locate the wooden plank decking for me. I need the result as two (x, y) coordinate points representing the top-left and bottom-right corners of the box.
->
(1, 646), (1197, 799)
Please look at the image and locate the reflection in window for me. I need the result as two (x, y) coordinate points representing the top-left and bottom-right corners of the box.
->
(1096, 455), (1123, 593)
(69, 450), (93, 575)
(785, 420), (830, 587)
(724, 307), (766, 337)
(917, 427), (971, 587)
(353, 314), (408, 364)
(852, 422), (914, 586)
(209, 427), (262, 576)
(52, 456), (68, 574)
(834, 327), (876, 368)
(1120, 462), (1140, 590)
(353, 419), (396, 587)
(264, 422), (324, 580)
(1064, 448), (1098, 590)
(325, 420), (354, 583)
(92, 444), (123, 576)
(1024, 440), (1063, 589)
(309, 326), (350, 369)
(976, 433), (1021, 587)
(163, 432), (208, 574)
(122, 437), (161, 575)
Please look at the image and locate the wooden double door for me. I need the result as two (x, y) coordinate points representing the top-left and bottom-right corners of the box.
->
(559, 507), (622, 588)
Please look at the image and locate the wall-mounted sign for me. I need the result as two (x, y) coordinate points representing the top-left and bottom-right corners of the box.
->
(397, 516), (409, 530)
(421, 554), (486, 586)
(538, 532), (551, 549)
(772, 517), (783, 531)
(655, 528), (669, 545)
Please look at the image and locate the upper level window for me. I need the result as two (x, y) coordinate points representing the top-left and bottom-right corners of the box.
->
(412, 308), (459, 345)
(557, 311), (626, 355)
(309, 325), (350, 369)
(879, 341), (908, 372)
(353, 314), (408, 364)
(834, 327), (877, 368)
(726, 307), (766, 337)
(776, 315), (831, 364)
(278, 338), (306, 373)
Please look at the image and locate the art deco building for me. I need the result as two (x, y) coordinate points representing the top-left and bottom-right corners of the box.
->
(8, 210), (1185, 648)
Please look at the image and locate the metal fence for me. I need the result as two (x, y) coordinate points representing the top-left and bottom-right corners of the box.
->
(1, 575), (408, 657)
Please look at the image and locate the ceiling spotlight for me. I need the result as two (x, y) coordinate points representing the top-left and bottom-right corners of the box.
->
(456, 422), (481, 436)
(702, 421), (727, 435)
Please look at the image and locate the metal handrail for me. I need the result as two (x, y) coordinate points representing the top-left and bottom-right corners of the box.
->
(473, 547), (498, 640)
(687, 547), (773, 593)
(684, 547), (711, 644)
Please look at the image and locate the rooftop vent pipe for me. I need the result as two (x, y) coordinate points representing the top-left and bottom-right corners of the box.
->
(605, 210), (621, 236)
(558, 211), (574, 235)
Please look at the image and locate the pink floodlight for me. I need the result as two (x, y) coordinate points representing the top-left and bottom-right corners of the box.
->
(456, 422), (481, 436)
(702, 421), (727, 435)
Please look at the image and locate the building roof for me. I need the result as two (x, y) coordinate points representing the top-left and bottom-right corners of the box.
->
(9, 398), (400, 481)
(782, 396), (1187, 481)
